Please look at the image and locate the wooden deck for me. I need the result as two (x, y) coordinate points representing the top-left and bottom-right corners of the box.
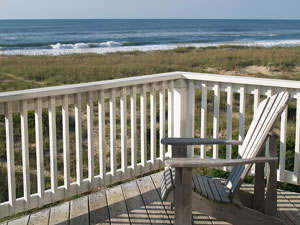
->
(2, 171), (300, 225)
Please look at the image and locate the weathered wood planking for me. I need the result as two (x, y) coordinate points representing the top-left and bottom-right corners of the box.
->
(137, 176), (172, 225)
(209, 216), (231, 225)
(48, 202), (70, 225)
(6, 215), (29, 225)
(28, 209), (50, 225)
(3, 172), (300, 225)
(69, 196), (89, 225)
(151, 172), (174, 224)
(277, 190), (300, 224)
(89, 191), (110, 225)
(192, 212), (213, 225)
(281, 191), (300, 211)
(122, 180), (151, 224)
(106, 185), (130, 224)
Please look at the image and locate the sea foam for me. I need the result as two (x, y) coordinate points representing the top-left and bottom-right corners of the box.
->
(50, 41), (122, 50)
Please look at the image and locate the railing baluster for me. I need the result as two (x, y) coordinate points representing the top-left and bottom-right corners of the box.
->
(239, 85), (246, 154)
(130, 86), (137, 171)
(201, 82), (207, 158)
(294, 93), (300, 183)
(4, 102), (16, 210)
(213, 83), (220, 159)
(265, 89), (273, 158)
(62, 95), (70, 192)
(35, 98), (44, 205)
(279, 106), (288, 180)
(98, 90), (106, 179)
(20, 100), (30, 203)
(159, 82), (166, 162)
(110, 89), (116, 177)
(140, 84), (147, 166)
(75, 93), (83, 188)
(168, 80), (174, 157)
(253, 87), (261, 114)
(87, 92), (94, 185)
(251, 87), (260, 174)
(49, 96), (58, 198)
(150, 83), (156, 165)
(187, 80), (195, 158)
(121, 87), (127, 173)
(226, 85), (233, 160)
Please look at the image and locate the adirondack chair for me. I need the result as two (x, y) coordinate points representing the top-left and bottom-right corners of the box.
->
(160, 91), (290, 225)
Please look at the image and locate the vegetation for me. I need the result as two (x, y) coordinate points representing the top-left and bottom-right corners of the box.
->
(0, 46), (300, 205)
(0, 46), (300, 92)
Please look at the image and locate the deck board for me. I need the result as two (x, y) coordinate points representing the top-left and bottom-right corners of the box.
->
(88, 190), (110, 225)
(2, 171), (300, 225)
(7, 215), (29, 225)
(48, 201), (69, 225)
(278, 190), (300, 225)
(28, 208), (50, 225)
(151, 172), (175, 224)
(137, 175), (172, 225)
(69, 196), (89, 225)
(106, 185), (130, 224)
(122, 180), (151, 224)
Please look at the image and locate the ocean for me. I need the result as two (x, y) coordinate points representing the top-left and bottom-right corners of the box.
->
(0, 19), (300, 55)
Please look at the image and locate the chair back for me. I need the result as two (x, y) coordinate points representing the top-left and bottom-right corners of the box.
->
(225, 91), (290, 197)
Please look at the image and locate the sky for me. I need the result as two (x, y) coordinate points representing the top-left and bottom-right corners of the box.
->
(0, 0), (299, 20)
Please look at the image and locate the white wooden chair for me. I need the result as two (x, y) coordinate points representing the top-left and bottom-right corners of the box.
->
(160, 91), (290, 225)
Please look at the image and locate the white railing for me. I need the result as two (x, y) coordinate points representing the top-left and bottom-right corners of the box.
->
(0, 71), (300, 218)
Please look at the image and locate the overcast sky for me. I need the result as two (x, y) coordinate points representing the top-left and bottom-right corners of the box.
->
(0, 0), (299, 20)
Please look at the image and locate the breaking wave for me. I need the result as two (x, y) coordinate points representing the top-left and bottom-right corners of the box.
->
(50, 41), (122, 49)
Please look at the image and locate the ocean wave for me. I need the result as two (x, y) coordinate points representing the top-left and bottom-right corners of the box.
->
(234, 39), (300, 47)
(1, 39), (300, 56)
(50, 41), (122, 49)
(98, 41), (122, 47)
(50, 43), (90, 49)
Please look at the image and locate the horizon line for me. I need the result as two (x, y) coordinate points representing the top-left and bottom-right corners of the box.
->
(1, 18), (300, 21)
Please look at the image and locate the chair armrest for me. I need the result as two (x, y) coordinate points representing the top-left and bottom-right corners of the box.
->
(165, 157), (277, 168)
(161, 138), (242, 146)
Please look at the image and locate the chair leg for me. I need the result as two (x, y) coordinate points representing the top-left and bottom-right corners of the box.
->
(174, 167), (193, 225)
(265, 133), (278, 216)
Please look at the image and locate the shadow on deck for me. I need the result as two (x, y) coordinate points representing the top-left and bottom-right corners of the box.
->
(2, 172), (300, 225)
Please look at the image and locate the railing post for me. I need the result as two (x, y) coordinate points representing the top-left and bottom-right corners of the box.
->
(173, 79), (194, 158)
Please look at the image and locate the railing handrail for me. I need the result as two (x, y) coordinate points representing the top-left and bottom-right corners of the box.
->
(182, 72), (300, 90)
(3, 71), (300, 103)
(0, 71), (182, 103)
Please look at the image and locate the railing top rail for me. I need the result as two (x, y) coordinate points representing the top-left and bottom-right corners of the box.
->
(2, 71), (300, 103)
(0, 71), (182, 103)
(182, 72), (300, 90)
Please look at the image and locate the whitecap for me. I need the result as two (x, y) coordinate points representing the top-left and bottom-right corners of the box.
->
(50, 43), (73, 49)
(98, 41), (122, 47)
(74, 43), (90, 49)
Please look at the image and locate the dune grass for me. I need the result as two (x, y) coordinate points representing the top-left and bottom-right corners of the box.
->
(0, 46), (300, 92)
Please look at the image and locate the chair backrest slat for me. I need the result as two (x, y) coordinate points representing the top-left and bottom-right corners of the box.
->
(225, 91), (289, 197)
(227, 97), (269, 183)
